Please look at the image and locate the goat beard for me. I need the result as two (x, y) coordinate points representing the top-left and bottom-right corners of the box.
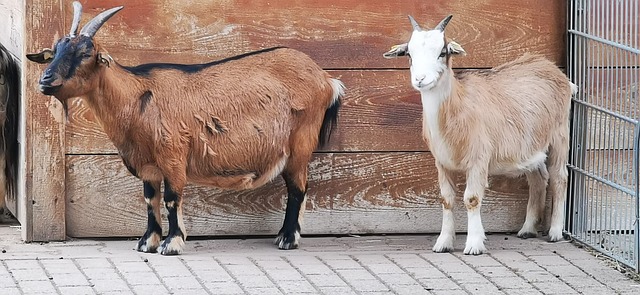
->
(55, 97), (69, 121)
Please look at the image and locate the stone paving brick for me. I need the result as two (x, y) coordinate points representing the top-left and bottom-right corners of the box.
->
(112, 261), (152, 273)
(335, 269), (377, 281)
(255, 260), (292, 270)
(572, 286), (618, 295)
(448, 271), (493, 284)
(274, 279), (317, 293)
(318, 286), (358, 295)
(352, 254), (391, 264)
(476, 266), (519, 278)
(147, 260), (192, 277)
(81, 268), (121, 281)
(162, 275), (204, 291)
(203, 281), (245, 294)
(75, 258), (112, 269)
(432, 261), (476, 273)
(532, 281), (579, 294)
(0, 274), (16, 285)
(456, 254), (503, 267)
(16, 280), (57, 293)
(386, 254), (429, 268)
(40, 259), (81, 274)
(432, 289), (468, 295)
(235, 274), (276, 288)
(489, 275), (535, 290)
(90, 279), (131, 293)
(365, 263), (405, 274)
(519, 270), (562, 283)
(267, 269), (306, 281)
(502, 289), (544, 295)
(224, 264), (265, 277)
(10, 268), (48, 281)
(130, 284), (170, 294)
(50, 273), (91, 287)
(543, 264), (590, 277)
(306, 274), (348, 287)
(321, 258), (362, 270)
(291, 263), (334, 275)
(346, 279), (390, 292)
(0, 287), (20, 295)
(390, 283), (431, 295)
(403, 266), (448, 279)
(57, 286), (97, 295)
(462, 283), (504, 294)
(376, 273), (419, 286)
(195, 270), (234, 282)
(4, 260), (41, 270)
(245, 287), (283, 295)
(418, 277), (462, 290)
(121, 271), (163, 285)
(528, 254), (572, 266)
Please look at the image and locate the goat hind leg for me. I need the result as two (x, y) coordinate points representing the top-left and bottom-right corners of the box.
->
(159, 178), (188, 255)
(136, 181), (163, 253)
(433, 164), (456, 252)
(518, 166), (549, 239)
(547, 135), (569, 242)
(275, 170), (308, 250)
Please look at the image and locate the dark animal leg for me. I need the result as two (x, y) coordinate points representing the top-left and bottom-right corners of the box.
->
(274, 172), (308, 250)
(158, 179), (187, 255)
(136, 181), (162, 252)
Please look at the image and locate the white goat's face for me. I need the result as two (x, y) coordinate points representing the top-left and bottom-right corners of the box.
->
(384, 15), (465, 91)
(407, 30), (448, 90)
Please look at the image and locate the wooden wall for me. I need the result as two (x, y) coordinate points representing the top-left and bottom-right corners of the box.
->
(26, 0), (567, 239)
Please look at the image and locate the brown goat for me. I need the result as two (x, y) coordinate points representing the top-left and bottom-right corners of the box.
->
(27, 1), (345, 255)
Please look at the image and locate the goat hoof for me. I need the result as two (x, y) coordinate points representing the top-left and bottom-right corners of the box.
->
(274, 231), (300, 250)
(432, 234), (455, 253)
(516, 231), (538, 239)
(547, 229), (564, 242)
(463, 236), (487, 255)
(136, 232), (161, 253)
(158, 236), (185, 255)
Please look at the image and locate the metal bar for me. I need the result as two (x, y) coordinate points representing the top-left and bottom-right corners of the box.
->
(568, 30), (640, 54)
(568, 165), (637, 196)
(572, 99), (639, 124)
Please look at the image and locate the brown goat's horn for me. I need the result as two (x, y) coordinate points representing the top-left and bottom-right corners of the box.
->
(79, 5), (124, 38)
(69, 1), (83, 36)
(408, 15), (421, 31)
(435, 15), (453, 32)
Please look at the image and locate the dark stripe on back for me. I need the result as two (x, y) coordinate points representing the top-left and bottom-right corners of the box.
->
(122, 46), (287, 77)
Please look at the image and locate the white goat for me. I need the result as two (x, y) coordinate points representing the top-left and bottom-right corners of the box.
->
(384, 15), (576, 254)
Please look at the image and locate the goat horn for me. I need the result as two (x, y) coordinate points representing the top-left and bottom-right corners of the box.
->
(435, 15), (453, 32)
(408, 15), (422, 31)
(79, 5), (124, 38)
(69, 1), (83, 36)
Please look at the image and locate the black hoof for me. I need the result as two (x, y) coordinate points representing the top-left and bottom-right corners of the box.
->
(274, 231), (299, 250)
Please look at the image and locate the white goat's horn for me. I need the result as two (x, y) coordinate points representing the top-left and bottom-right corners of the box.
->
(79, 5), (124, 38)
(408, 15), (421, 31)
(69, 1), (83, 36)
(435, 15), (453, 32)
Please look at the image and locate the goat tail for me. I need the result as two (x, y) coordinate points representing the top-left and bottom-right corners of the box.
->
(318, 78), (345, 148)
(569, 82), (579, 96)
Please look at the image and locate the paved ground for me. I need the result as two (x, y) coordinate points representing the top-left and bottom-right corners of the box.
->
(0, 225), (639, 294)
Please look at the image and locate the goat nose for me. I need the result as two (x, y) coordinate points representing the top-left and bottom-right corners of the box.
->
(40, 69), (55, 83)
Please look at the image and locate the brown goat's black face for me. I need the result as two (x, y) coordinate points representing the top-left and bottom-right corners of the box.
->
(27, 35), (98, 98)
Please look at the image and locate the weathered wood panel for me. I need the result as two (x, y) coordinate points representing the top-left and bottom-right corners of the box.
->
(0, 0), (24, 59)
(66, 70), (427, 154)
(65, 153), (531, 237)
(24, 0), (67, 241)
(72, 0), (566, 69)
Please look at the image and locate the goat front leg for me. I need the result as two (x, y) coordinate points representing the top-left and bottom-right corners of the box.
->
(136, 181), (163, 253)
(433, 163), (457, 252)
(158, 178), (187, 255)
(463, 167), (488, 255)
(275, 168), (309, 250)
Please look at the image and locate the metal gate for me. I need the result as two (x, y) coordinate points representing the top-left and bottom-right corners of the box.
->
(567, 0), (639, 271)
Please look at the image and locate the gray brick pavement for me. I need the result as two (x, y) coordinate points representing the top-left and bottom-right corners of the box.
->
(1, 226), (639, 294)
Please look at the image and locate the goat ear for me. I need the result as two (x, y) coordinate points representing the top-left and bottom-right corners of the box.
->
(383, 43), (408, 59)
(447, 41), (466, 56)
(26, 49), (55, 64)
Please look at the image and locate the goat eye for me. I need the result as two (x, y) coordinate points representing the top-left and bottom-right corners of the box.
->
(439, 51), (447, 58)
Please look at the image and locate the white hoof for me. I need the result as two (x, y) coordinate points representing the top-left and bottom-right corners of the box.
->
(158, 236), (185, 255)
(548, 227), (564, 242)
(432, 234), (455, 253)
(463, 235), (487, 255)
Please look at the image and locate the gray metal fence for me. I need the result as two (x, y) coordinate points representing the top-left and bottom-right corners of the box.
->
(567, 0), (639, 271)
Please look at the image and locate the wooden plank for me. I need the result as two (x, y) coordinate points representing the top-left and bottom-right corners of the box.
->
(66, 70), (427, 154)
(65, 153), (532, 237)
(0, 0), (24, 59)
(24, 0), (66, 241)
(72, 0), (565, 69)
